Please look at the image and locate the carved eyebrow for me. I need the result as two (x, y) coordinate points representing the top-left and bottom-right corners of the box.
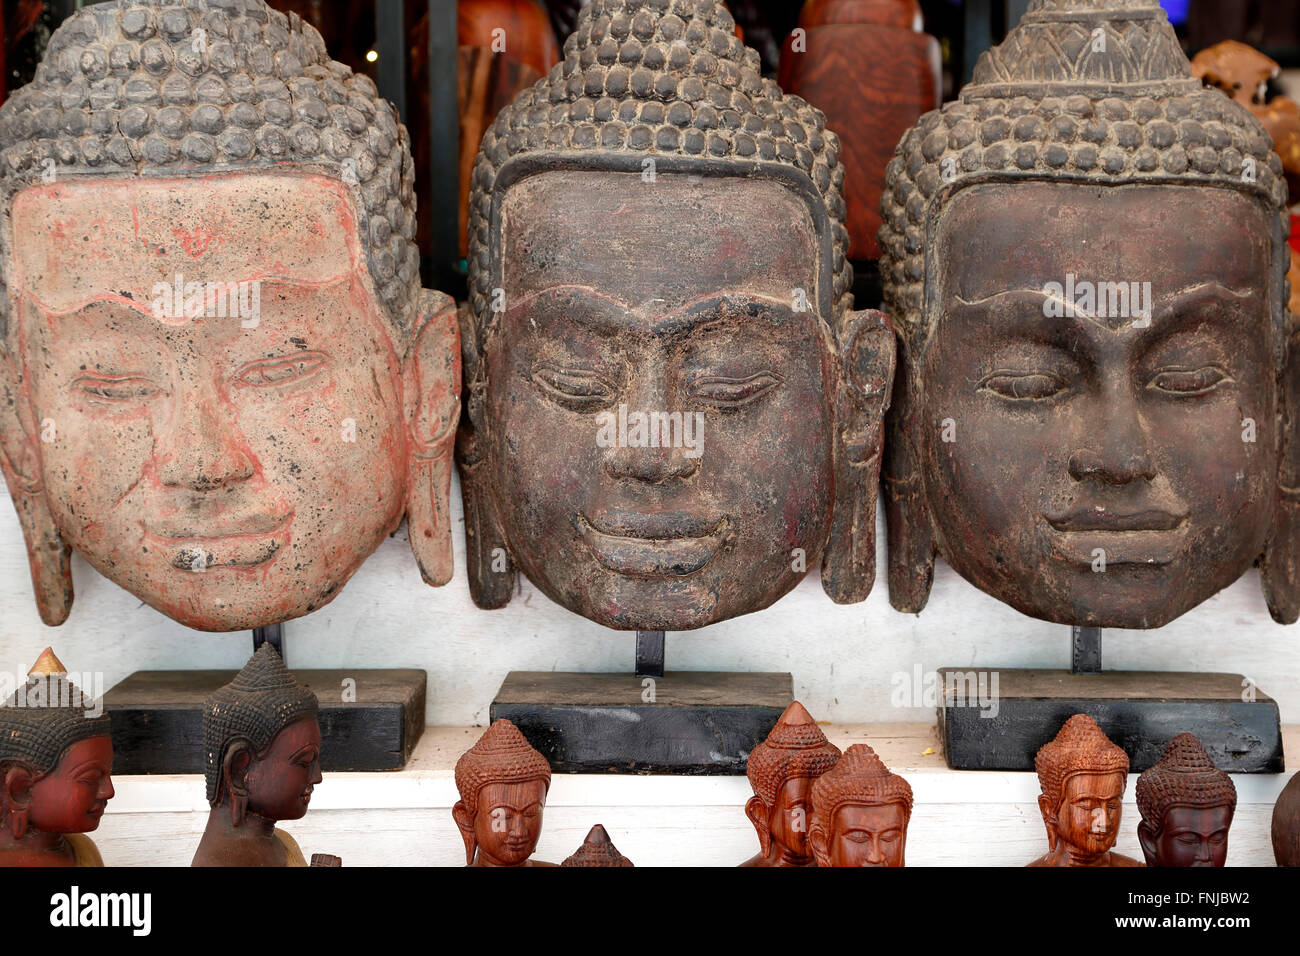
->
(953, 282), (1255, 310)
(507, 285), (799, 339)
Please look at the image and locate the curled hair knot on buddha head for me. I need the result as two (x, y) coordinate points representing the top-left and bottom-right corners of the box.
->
(0, 0), (422, 348)
(0, 648), (110, 781)
(1035, 714), (1129, 819)
(1136, 733), (1237, 832)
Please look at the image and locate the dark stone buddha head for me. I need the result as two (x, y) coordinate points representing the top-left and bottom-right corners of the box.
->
(458, 0), (896, 630)
(879, 0), (1296, 629)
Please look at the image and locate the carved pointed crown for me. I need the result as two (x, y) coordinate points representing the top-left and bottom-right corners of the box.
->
(1136, 733), (1237, 828)
(454, 719), (552, 815)
(202, 642), (319, 804)
(561, 824), (635, 867)
(810, 743), (914, 823)
(1035, 715), (1130, 813)
(746, 700), (841, 806)
(0, 649), (111, 775)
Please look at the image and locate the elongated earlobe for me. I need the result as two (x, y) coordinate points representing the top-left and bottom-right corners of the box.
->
(882, 337), (936, 613)
(822, 309), (897, 604)
(455, 324), (516, 609)
(0, 350), (72, 626)
(452, 800), (477, 865)
(744, 795), (772, 859)
(405, 290), (462, 587)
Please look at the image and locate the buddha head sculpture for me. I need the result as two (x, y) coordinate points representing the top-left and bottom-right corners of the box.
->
(1274, 772), (1300, 867)
(458, 0), (896, 629)
(561, 823), (634, 866)
(879, 0), (1298, 629)
(453, 719), (554, 867)
(808, 743), (912, 867)
(0, 0), (460, 632)
(1031, 714), (1140, 867)
(0, 648), (113, 867)
(1135, 732), (1236, 867)
(193, 643), (321, 867)
(742, 700), (840, 867)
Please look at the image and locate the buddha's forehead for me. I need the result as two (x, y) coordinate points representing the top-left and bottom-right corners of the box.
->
(479, 779), (547, 808)
(10, 172), (364, 319)
(1062, 770), (1125, 799)
(833, 801), (905, 827)
(499, 169), (818, 312)
(935, 181), (1270, 304)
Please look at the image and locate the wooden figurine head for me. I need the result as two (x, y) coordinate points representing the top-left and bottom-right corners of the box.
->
(194, 643), (321, 867)
(1273, 772), (1300, 867)
(808, 743), (912, 867)
(0, 649), (113, 867)
(1031, 714), (1140, 867)
(0, 0), (460, 632)
(1135, 733), (1236, 867)
(453, 719), (553, 867)
(458, 0), (896, 630)
(742, 700), (840, 866)
(879, 0), (1298, 629)
(561, 823), (634, 867)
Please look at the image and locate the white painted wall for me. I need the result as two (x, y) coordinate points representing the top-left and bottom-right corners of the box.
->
(1, 476), (1297, 727)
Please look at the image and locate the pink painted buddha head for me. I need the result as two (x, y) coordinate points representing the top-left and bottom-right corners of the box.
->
(0, 0), (460, 632)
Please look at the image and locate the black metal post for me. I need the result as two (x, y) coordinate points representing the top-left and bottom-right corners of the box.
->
(428, 0), (460, 293)
(253, 622), (284, 660)
(1071, 626), (1102, 675)
(635, 630), (665, 679)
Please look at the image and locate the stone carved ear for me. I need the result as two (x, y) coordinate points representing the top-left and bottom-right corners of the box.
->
(0, 348), (72, 626)
(1261, 324), (1300, 624)
(455, 314), (516, 609)
(405, 290), (462, 587)
(822, 309), (896, 604)
(881, 335), (936, 613)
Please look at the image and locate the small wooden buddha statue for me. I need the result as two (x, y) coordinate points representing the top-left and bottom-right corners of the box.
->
(453, 719), (554, 867)
(741, 701), (841, 867)
(1135, 733), (1236, 867)
(192, 644), (324, 867)
(1029, 715), (1141, 868)
(808, 743), (912, 867)
(1272, 772), (1300, 867)
(0, 649), (114, 867)
(561, 824), (634, 867)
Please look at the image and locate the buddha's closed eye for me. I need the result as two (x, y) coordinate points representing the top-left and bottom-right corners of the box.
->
(979, 370), (1067, 401)
(1147, 366), (1231, 396)
(687, 371), (783, 408)
(73, 374), (162, 403)
(234, 352), (327, 389)
(531, 363), (618, 410)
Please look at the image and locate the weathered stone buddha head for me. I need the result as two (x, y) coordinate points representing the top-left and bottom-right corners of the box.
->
(879, 0), (1297, 629)
(0, 649), (113, 866)
(808, 743), (912, 867)
(459, 0), (895, 630)
(0, 0), (460, 632)
(1136, 732), (1236, 867)
(201, 643), (320, 827)
(453, 719), (553, 867)
(1031, 714), (1139, 867)
(742, 700), (840, 867)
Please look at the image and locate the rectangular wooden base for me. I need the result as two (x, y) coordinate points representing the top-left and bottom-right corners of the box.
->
(938, 668), (1283, 773)
(104, 669), (426, 774)
(490, 670), (792, 774)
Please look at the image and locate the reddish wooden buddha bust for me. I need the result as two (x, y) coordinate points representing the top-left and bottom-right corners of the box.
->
(808, 743), (912, 867)
(1135, 733), (1236, 867)
(1030, 715), (1140, 867)
(192, 644), (323, 867)
(879, 0), (1298, 629)
(0, 649), (113, 867)
(453, 719), (554, 867)
(561, 824), (634, 867)
(741, 700), (840, 867)
(0, 0), (460, 632)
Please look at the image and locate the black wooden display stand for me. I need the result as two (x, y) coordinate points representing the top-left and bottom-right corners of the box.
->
(938, 626), (1283, 773)
(491, 630), (792, 774)
(103, 624), (426, 775)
